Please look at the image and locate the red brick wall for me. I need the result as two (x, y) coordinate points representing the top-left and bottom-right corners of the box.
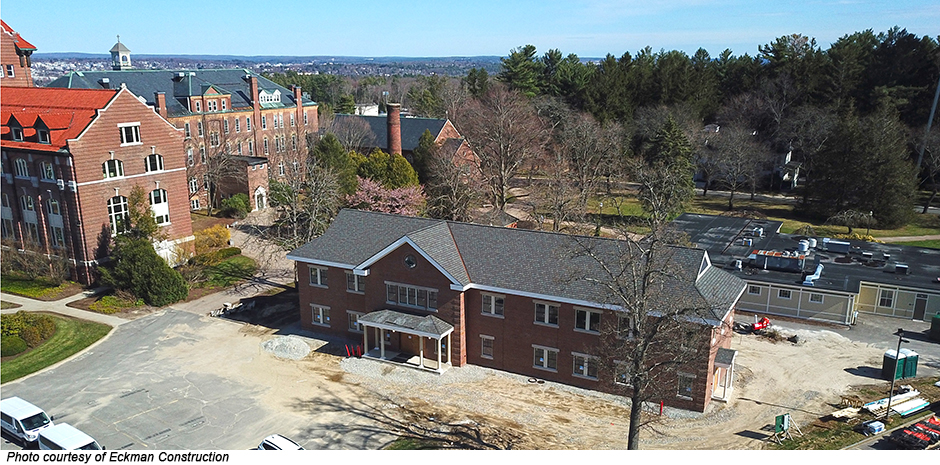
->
(0, 29), (33, 88)
(67, 89), (192, 263)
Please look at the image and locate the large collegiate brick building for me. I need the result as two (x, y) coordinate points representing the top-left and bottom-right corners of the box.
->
(1, 86), (193, 283)
(0, 20), (36, 88)
(47, 41), (318, 212)
(288, 209), (746, 412)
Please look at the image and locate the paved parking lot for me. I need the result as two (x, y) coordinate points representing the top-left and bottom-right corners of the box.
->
(0, 308), (392, 451)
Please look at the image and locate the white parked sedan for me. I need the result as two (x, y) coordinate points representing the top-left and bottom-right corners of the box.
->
(257, 434), (304, 450)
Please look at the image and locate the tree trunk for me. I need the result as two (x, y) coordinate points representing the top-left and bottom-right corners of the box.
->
(728, 188), (736, 210)
(627, 389), (643, 450)
(923, 188), (937, 214)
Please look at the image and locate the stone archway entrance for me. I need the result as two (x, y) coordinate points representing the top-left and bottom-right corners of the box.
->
(254, 186), (267, 211)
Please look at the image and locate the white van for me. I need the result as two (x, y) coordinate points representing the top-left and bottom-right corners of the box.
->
(38, 423), (101, 450)
(0, 397), (54, 445)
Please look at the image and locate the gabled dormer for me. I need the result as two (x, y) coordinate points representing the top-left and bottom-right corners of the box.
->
(6, 115), (24, 141)
(258, 89), (282, 105)
(201, 85), (231, 112)
(33, 117), (51, 144)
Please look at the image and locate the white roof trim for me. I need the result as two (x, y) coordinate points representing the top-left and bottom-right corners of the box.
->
(357, 320), (454, 339)
(355, 236), (462, 286)
(285, 255), (355, 270)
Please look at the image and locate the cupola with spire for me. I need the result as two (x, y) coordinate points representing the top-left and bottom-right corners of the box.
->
(110, 35), (131, 71)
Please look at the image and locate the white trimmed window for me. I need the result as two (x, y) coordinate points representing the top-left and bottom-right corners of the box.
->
(189, 177), (198, 194)
(345, 272), (364, 293)
(235, 118), (241, 133)
(37, 129), (50, 144)
(482, 293), (504, 317)
(119, 123), (141, 146)
(200, 146), (207, 164)
(246, 117), (251, 131)
(5, 65), (14, 78)
(195, 101), (201, 112)
(290, 113), (295, 127)
(386, 282), (437, 310)
(572, 353), (598, 380)
(102, 159), (124, 178)
(187, 148), (194, 166)
(221, 99), (227, 111)
(278, 162), (285, 176)
(533, 345), (558, 371)
(209, 133), (220, 147)
(263, 138), (269, 155)
(617, 314), (634, 339)
(190, 199), (200, 210)
(777, 289), (791, 300)
(748, 285), (761, 296)
(304, 111), (308, 125)
(184, 122), (191, 138)
(14, 158), (29, 177)
(145, 153), (164, 172)
(615, 362), (632, 386)
(310, 304), (330, 327)
(879, 289), (894, 307)
(677, 373), (695, 399)
(197, 121), (204, 137)
(261, 115), (267, 130)
(809, 293), (824, 304)
(207, 100), (218, 112)
(534, 301), (559, 326)
(309, 266), (328, 287)
(11, 125), (23, 141)
(223, 119), (230, 134)
(107, 195), (128, 235)
(481, 335), (494, 359)
(40, 162), (55, 181)
(347, 311), (363, 333)
(149, 189), (169, 225)
(575, 308), (602, 333)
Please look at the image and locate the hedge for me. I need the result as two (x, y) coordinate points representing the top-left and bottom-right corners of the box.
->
(1, 336), (27, 357)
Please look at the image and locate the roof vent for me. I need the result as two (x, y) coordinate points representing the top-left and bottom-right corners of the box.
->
(896, 264), (909, 274)
(99, 77), (110, 89)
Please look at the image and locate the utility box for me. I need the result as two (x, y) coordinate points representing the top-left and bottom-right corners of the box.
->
(931, 312), (940, 342)
(900, 349), (919, 379)
(882, 350), (906, 381)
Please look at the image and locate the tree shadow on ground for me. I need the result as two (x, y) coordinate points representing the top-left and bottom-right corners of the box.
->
(287, 383), (523, 449)
(737, 397), (824, 416)
(845, 366), (884, 379)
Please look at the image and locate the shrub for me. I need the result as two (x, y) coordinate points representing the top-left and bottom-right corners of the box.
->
(217, 247), (241, 260)
(220, 194), (250, 219)
(1, 336), (27, 357)
(194, 224), (230, 256)
(20, 326), (41, 347)
(100, 236), (189, 307)
(1, 312), (55, 345)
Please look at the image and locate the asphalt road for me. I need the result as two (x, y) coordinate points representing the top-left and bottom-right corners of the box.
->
(0, 309), (386, 451)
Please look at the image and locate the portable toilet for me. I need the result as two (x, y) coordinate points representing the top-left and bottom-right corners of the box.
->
(899, 349), (918, 379)
(882, 350), (906, 381)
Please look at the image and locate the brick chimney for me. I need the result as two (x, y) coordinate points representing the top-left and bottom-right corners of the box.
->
(247, 74), (262, 153)
(387, 103), (401, 156)
(154, 92), (167, 119)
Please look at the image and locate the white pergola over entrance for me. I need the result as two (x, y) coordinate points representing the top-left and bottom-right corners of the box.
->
(357, 309), (455, 373)
(712, 347), (737, 402)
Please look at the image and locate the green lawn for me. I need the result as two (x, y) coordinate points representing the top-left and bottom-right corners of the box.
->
(206, 255), (257, 287)
(0, 275), (75, 300)
(1, 315), (112, 384)
(891, 239), (940, 249)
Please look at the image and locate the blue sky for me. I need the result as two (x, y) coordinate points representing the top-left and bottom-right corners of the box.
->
(4, 1), (939, 58)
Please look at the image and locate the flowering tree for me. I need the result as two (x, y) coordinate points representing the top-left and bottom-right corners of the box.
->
(345, 176), (426, 217)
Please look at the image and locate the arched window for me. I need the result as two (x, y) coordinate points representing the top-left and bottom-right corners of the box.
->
(40, 162), (55, 181)
(47, 198), (61, 216)
(145, 154), (164, 172)
(107, 196), (128, 235)
(102, 159), (124, 179)
(14, 158), (29, 178)
(149, 189), (169, 225)
(19, 195), (34, 211)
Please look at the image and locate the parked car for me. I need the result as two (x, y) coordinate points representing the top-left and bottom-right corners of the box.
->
(0, 397), (54, 445)
(38, 423), (102, 450)
(257, 434), (304, 450)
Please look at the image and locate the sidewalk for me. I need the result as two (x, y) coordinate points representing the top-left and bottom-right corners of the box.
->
(0, 287), (127, 327)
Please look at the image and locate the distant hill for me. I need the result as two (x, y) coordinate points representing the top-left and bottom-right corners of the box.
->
(33, 53), (505, 64)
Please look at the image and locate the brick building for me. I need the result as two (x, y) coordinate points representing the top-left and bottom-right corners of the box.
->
(1, 86), (193, 284)
(47, 41), (318, 212)
(287, 209), (746, 412)
(0, 20), (36, 88)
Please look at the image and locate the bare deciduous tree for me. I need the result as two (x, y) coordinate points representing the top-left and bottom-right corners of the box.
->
(455, 84), (546, 210)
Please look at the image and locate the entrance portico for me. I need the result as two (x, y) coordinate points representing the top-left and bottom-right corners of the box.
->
(357, 309), (454, 373)
(712, 347), (738, 402)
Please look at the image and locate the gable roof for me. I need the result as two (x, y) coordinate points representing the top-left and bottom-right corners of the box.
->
(289, 209), (745, 324)
(1, 87), (119, 152)
(1, 20), (36, 52)
(46, 69), (315, 118)
(332, 114), (448, 152)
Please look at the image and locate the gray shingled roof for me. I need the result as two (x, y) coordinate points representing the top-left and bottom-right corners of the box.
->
(357, 309), (454, 337)
(332, 114), (447, 152)
(46, 69), (315, 118)
(289, 209), (746, 323)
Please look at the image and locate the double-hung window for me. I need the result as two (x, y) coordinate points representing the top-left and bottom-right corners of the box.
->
(119, 123), (141, 146)
(480, 335), (494, 359)
(534, 302), (559, 326)
(345, 272), (364, 293)
(347, 311), (363, 333)
(309, 266), (328, 287)
(482, 293), (504, 317)
(677, 373), (695, 399)
(533, 345), (558, 371)
(575, 308), (602, 333)
(145, 154), (164, 172)
(310, 304), (330, 327)
(572, 353), (598, 380)
(777, 289), (792, 300)
(386, 282), (437, 311)
(102, 159), (124, 179)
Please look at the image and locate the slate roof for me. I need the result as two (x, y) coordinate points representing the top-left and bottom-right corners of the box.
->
(46, 69), (316, 119)
(672, 213), (940, 295)
(357, 309), (454, 337)
(332, 114), (448, 152)
(288, 209), (745, 324)
(715, 347), (737, 367)
(229, 156), (268, 166)
(1, 87), (119, 152)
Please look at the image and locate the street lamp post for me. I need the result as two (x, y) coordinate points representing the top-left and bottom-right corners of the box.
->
(866, 211), (873, 236)
(883, 328), (910, 422)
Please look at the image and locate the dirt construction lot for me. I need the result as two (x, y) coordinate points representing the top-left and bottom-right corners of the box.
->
(146, 309), (935, 449)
